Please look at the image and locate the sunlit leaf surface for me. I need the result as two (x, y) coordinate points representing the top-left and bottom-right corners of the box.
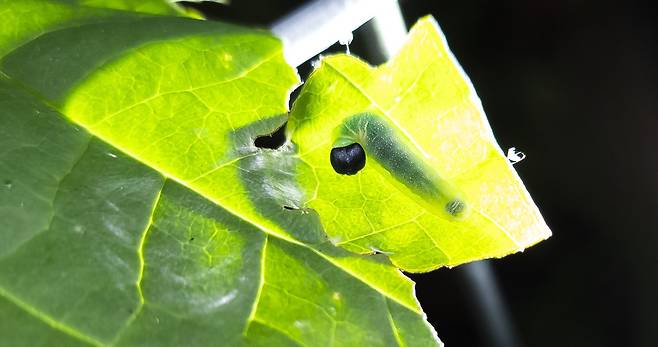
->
(0, 1), (439, 346)
(289, 16), (551, 272)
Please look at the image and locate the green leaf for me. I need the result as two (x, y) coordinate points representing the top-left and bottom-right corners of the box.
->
(289, 16), (551, 272)
(0, 1), (439, 346)
(64, 0), (183, 16)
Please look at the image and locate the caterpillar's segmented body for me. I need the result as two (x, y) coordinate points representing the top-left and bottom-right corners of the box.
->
(331, 112), (469, 219)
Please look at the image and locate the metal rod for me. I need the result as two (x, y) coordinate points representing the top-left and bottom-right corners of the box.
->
(461, 261), (521, 347)
(270, 0), (399, 67)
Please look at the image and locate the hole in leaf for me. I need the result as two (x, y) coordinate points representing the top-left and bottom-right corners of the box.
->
(254, 123), (287, 149)
(283, 205), (296, 210)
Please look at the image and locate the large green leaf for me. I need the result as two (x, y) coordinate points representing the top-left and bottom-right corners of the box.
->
(0, 1), (439, 346)
(289, 16), (551, 272)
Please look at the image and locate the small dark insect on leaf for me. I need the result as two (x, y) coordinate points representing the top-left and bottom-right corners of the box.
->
(330, 143), (366, 175)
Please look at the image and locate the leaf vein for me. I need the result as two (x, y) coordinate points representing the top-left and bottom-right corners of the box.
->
(384, 299), (406, 347)
(243, 235), (268, 335)
(0, 286), (104, 347)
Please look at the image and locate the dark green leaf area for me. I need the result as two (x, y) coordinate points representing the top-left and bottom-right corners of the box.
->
(0, 79), (165, 344)
(0, 294), (88, 347)
(0, 79), (90, 257)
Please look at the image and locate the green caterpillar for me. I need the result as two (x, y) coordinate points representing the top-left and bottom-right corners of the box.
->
(330, 112), (469, 220)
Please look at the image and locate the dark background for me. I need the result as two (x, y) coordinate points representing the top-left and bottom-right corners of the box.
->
(182, 1), (658, 346)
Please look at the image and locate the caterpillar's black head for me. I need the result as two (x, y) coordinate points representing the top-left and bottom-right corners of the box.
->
(330, 143), (366, 175)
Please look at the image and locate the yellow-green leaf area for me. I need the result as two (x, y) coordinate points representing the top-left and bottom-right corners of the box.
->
(289, 16), (551, 272)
